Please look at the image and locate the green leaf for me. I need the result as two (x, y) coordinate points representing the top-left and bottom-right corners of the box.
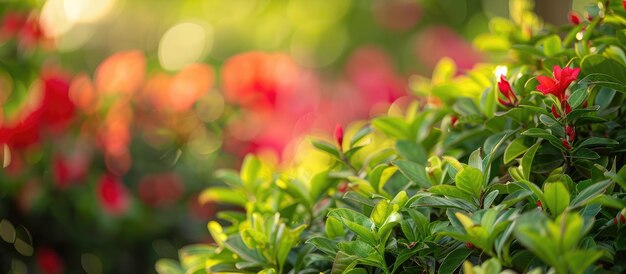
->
(307, 237), (338, 257)
(337, 241), (377, 259)
(483, 190), (499, 209)
(350, 125), (373, 148)
(224, 236), (265, 264)
(520, 143), (540, 180)
(564, 250), (603, 274)
(570, 180), (612, 208)
(411, 195), (477, 212)
(576, 137), (618, 148)
(439, 248), (473, 274)
(178, 244), (215, 270)
(331, 251), (358, 274)
(543, 182), (570, 217)
(567, 86), (588, 109)
(207, 222), (227, 246)
(328, 209), (377, 245)
(429, 185), (475, 202)
(155, 259), (184, 274)
(370, 200), (392, 227)
(455, 166), (483, 198)
(199, 187), (247, 207)
(577, 73), (626, 95)
(393, 160), (430, 188)
(325, 216), (346, 239)
(504, 138), (529, 164)
(310, 171), (333, 202)
(542, 35), (562, 57)
(345, 268), (368, 274)
(372, 116), (410, 140)
(581, 55), (626, 94)
(571, 148), (600, 160)
(312, 140), (342, 160)
(521, 129), (561, 147)
(432, 57), (457, 85)
(240, 155), (271, 191)
(396, 140), (427, 165)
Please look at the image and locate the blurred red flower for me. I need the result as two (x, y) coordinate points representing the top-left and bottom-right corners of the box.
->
(222, 52), (300, 111)
(97, 174), (130, 216)
(372, 0), (421, 31)
(0, 12), (46, 48)
(138, 172), (184, 207)
(0, 70), (74, 150)
(36, 247), (64, 274)
(346, 46), (406, 109)
(95, 50), (146, 96)
(40, 72), (75, 131)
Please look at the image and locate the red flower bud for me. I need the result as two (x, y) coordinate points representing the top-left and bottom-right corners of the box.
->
(623, 0), (626, 10)
(333, 123), (344, 148)
(450, 116), (458, 127)
(583, 100), (588, 108)
(562, 100), (572, 115)
(498, 97), (512, 107)
(566, 125), (575, 142)
(338, 182), (349, 193)
(562, 138), (572, 150)
(536, 200), (542, 208)
(614, 217), (618, 225)
(568, 11), (581, 25)
(551, 104), (560, 119)
(497, 75), (517, 106)
(621, 214), (626, 224)
(465, 242), (475, 250)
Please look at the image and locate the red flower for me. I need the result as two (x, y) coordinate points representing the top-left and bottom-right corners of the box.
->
(497, 75), (517, 106)
(536, 66), (580, 101)
(97, 174), (129, 216)
(334, 124), (344, 148)
(36, 247), (64, 274)
(551, 104), (560, 119)
(40, 73), (75, 131)
(562, 138), (572, 150)
(565, 125), (575, 142)
(138, 172), (184, 207)
(568, 11), (581, 25)
(0, 110), (41, 149)
(450, 116), (458, 127)
(338, 182), (349, 193)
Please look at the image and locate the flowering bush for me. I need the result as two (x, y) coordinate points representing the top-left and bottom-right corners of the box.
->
(158, 1), (626, 273)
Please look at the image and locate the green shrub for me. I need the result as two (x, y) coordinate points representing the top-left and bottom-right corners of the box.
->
(157, 1), (626, 273)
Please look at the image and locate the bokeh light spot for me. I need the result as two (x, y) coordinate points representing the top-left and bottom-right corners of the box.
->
(41, 0), (75, 38)
(63, 0), (117, 23)
(158, 22), (212, 71)
(0, 219), (16, 243)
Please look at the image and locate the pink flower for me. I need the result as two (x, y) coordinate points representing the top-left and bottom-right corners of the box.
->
(97, 174), (129, 216)
(536, 66), (580, 101)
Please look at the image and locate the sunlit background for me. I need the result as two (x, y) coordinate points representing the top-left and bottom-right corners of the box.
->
(0, 0), (582, 273)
